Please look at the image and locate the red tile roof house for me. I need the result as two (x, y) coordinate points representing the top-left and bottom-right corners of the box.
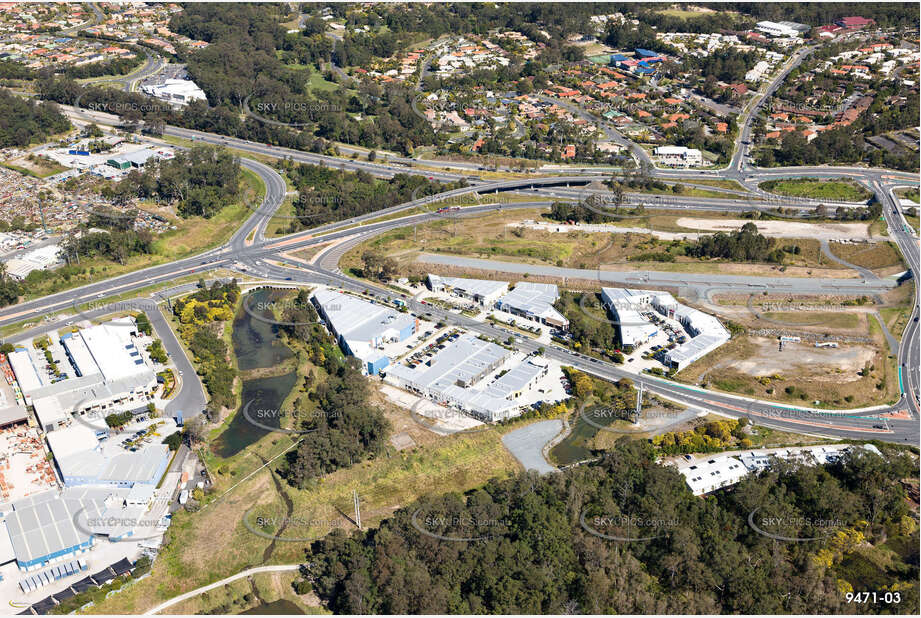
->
(715, 122), (728, 133)
(815, 24), (842, 38)
(727, 83), (748, 96)
(561, 144), (576, 159)
(835, 16), (874, 30)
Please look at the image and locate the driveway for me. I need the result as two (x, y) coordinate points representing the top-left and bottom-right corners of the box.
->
(501, 420), (562, 474)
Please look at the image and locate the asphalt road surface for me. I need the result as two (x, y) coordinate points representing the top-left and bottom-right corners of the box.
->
(2, 89), (917, 445)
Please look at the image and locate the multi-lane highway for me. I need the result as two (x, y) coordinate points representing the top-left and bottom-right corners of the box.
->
(3, 92), (918, 444)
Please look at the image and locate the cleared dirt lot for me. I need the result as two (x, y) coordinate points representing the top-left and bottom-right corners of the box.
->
(727, 337), (876, 379)
(675, 218), (882, 241)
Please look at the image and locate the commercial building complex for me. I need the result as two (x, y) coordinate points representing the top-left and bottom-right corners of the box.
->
(600, 288), (662, 347)
(600, 288), (730, 370)
(312, 288), (417, 375)
(426, 274), (509, 306)
(664, 303), (732, 371)
(384, 333), (548, 422)
(676, 445), (877, 496)
(653, 145), (702, 167)
(495, 282), (568, 328)
(8, 320), (158, 433)
(140, 78), (207, 106)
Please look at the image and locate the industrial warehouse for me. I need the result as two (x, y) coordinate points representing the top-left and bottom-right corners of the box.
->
(312, 288), (417, 375)
(426, 274), (509, 307)
(496, 282), (569, 329)
(6, 318), (159, 432)
(384, 333), (552, 422)
(601, 288), (731, 371)
(0, 315), (177, 583)
(427, 275), (568, 329)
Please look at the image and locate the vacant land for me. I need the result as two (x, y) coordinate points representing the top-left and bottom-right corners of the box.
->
(90, 390), (521, 614)
(829, 240), (906, 274)
(676, 217), (881, 241)
(896, 187), (920, 203)
(2, 155), (68, 178)
(342, 208), (861, 280)
(759, 178), (872, 202)
(675, 323), (899, 409)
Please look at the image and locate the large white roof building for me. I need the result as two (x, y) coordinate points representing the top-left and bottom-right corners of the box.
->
(384, 334), (547, 422)
(600, 288), (729, 371)
(654, 145), (702, 167)
(427, 274), (509, 306)
(679, 456), (749, 495)
(312, 288), (416, 375)
(9, 320), (158, 432)
(496, 282), (568, 328)
(140, 78), (207, 105)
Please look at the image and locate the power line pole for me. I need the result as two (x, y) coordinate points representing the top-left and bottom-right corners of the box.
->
(633, 384), (643, 424)
(353, 490), (362, 530)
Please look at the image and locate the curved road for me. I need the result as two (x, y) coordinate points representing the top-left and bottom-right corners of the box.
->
(2, 99), (918, 443)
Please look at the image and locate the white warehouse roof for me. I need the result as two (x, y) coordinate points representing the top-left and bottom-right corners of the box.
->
(497, 282), (568, 326)
(313, 288), (415, 345)
(680, 456), (748, 495)
(77, 323), (150, 383)
(427, 274), (509, 304)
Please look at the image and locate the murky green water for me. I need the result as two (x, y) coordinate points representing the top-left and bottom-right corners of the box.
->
(212, 288), (298, 458)
(550, 405), (633, 465)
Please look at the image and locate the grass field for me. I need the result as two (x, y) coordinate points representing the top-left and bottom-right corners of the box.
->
(896, 187), (920, 203)
(655, 8), (714, 18)
(759, 178), (873, 202)
(161, 570), (327, 615)
(636, 184), (735, 199)
(878, 282), (916, 339)
(828, 241), (905, 273)
(90, 416), (520, 614)
(677, 178), (750, 191)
